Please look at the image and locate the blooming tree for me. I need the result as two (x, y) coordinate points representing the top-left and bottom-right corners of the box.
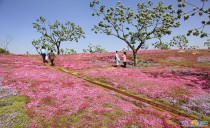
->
(33, 16), (85, 55)
(90, 0), (180, 66)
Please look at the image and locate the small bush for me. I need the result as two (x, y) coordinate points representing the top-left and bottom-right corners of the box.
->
(0, 48), (10, 54)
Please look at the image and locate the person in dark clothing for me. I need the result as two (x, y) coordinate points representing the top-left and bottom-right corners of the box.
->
(48, 50), (56, 66)
(40, 46), (47, 63)
(122, 52), (127, 68)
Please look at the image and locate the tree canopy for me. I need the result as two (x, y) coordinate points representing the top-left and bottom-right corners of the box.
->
(153, 38), (170, 50)
(176, 0), (210, 38)
(90, 0), (180, 66)
(83, 43), (107, 53)
(169, 35), (188, 49)
(204, 39), (210, 49)
(33, 16), (85, 55)
(32, 37), (55, 54)
(61, 48), (77, 54)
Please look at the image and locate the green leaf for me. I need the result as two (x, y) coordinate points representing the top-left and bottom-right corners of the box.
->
(110, 7), (114, 11)
(178, 2), (182, 7)
(193, 7), (198, 10)
(188, 30), (193, 34)
(100, 5), (105, 13)
(201, 20), (206, 24)
(184, 14), (189, 20)
(200, 33), (208, 38)
(95, 0), (99, 4)
(146, 36), (151, 39)
(193, 30), (199, 36)
(148, 0), (153, 6)
(177, 9), (183, 15)
(199, 11), (203, 16)
(90, 2), (94, 8)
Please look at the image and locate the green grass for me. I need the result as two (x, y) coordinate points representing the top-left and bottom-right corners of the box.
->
(0, 95), (29, 128)
(103, 103), (112, 108)
(103, 109), (125, 117)
(169, 88), (188, 98)
(71, 110), (86, 124)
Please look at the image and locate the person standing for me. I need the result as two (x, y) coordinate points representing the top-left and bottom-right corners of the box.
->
(115, 51), (121, 67)
(40, 46), (47, 63)
(122, 51), (127, 68)
(48, 50), (56, 66)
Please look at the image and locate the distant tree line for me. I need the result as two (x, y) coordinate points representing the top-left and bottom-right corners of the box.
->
(83, 43), (107, 53)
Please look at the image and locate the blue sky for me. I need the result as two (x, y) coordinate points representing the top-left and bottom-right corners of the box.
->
(0, 0), (209, 54)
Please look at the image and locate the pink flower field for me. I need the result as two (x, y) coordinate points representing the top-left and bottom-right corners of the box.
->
(56, 53), (115, 70)
(0, 49), (210, 127)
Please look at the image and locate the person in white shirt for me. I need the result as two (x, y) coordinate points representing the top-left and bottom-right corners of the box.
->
(115, 51), (121, 67)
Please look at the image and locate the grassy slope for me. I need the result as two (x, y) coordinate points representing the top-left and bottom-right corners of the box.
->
(0, 95), (29, 128)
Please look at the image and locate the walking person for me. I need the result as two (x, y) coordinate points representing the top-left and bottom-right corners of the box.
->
(122, 51), (127, 68)
(40, 46), (47, 63)
(48, 50), (56, 66)
(115, 51), (121, 67)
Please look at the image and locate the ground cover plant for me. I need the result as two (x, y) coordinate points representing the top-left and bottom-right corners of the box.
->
(1, 0), (210, 127)
(55, 49), (210, 118)
(0, 79), (29, 128)
(0, 53), (194, 127)
(136, 49), (210, 70)
(56, 52), (117, 70)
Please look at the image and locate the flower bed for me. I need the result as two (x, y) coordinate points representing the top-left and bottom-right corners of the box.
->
(56, 53), (115, 70)
(137, 49), (210, 70)
(80, 67), (210, 116)
(56, 52), (134, 70)
(36, 49), (210, 117)
(0, 54), (188, 127)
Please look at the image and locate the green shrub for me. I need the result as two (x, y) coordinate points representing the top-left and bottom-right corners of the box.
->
(0, 48), (10, 54)
(0, 95), (29, 128)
